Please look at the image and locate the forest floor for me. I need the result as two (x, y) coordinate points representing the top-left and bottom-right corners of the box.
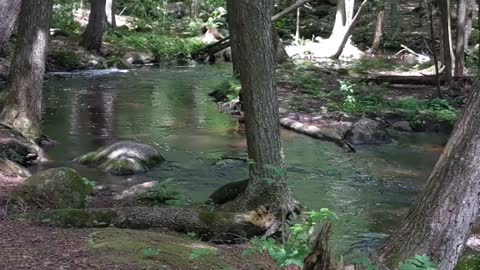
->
(0, 218), (276, 270)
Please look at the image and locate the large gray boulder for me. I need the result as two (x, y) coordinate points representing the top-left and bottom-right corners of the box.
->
(13, 168), (93, 209)
(345, 118), (390, 145)
(74, 141), (165, 176)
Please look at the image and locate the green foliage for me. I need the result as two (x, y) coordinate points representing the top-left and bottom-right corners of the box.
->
(331, 80), (458, 125)
(189, 248), (218, 260)
(49, 50), (82, 69)
(262, 164), (287, 185)
(243, 209), (337, 269)
(400, 255), (437, 270)
(106, 30), (203, 60)
(210, 77), (241, 102)
(292, 73), (325, 97)
(52, 0), (82, 35)
(137, 179), (188, 206)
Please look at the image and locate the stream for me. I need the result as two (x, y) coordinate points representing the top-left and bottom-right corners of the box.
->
(40, 64), (447, 253)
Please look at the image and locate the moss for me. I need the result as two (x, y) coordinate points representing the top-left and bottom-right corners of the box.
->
(89, 228), (229, 269)
(455, 254), (480, 270)
(102, 159), (145, 175)
(49, 50), (82, 69)
(13, 168), (93, 209)
(32, 209), (117, 227)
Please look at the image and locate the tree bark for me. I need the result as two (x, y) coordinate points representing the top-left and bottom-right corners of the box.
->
(80, 0), (107, 52)
(371, 9), (385, 53)
(380, 76), (480, 269)
(455, 0), (468, 77)
(0, 0), (21, 53)
(439, 0), (454, 85)
(429, 0), (443, 98)
(31, 207), (272, 241)
(223, 0), (298, 228)
(0, 0), (54, 140)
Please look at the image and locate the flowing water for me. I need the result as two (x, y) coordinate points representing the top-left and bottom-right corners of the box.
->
(41, 64), (446, 252)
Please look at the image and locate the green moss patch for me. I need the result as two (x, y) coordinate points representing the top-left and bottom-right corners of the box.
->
(87, 228), (274, 270)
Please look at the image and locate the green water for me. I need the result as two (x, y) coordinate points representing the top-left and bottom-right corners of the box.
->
(41, 64), (446, 251)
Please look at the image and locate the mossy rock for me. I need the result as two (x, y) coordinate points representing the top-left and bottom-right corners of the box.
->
(74, 141), (165, 176)
(88, 228), (275, 270)
(13, 168), (93, 209)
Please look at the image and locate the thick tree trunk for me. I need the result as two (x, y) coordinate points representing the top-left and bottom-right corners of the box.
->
(31, 207), (272, 241)
(80, 0), (106, 52)
(223, 0), (298, 227)
(380, 77), (480, 269)
(371, 9), (385, 52)
(455, 0), (468, 77)
(439, 0), (454, 84)
(0, 0), (21, 53)
(0, 0), (54, 140)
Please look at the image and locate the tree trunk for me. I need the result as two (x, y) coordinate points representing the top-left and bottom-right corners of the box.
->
(80, 0), (107, 52)
(0, 0), (54, 140)
(0, 0), (21, 53)
(295, 7), (301, 44)
(429, 0), (443, 98)
(330, 0), (368, 59)
(31, 207), (272, 241)
(226, 0), (240, 77)
(464, 0), (475, 49)
(455, 0), (468, 77)
(371, 9), (385, 53)
(439, 0), (454, 84)
(223, 0), (298, 228)
(191, 0), (201, 19)
(380, 76), (480, 269)
(105, 0), (116, 27)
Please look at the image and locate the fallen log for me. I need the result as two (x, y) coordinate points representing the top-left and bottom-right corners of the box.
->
(367, 74), (474, 85)
(192, 0), (311, 61)
(30, 206), (274, 242)
(280, 117), (356, 152)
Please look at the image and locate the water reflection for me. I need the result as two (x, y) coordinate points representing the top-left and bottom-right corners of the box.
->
(41, 65), (445, 251)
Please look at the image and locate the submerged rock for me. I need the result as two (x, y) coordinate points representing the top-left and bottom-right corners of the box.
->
(345, 118), (390, 145)
(13, 167), (93, 209)
(0, 124), (45, 165)
(74, 141), (165, 176)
